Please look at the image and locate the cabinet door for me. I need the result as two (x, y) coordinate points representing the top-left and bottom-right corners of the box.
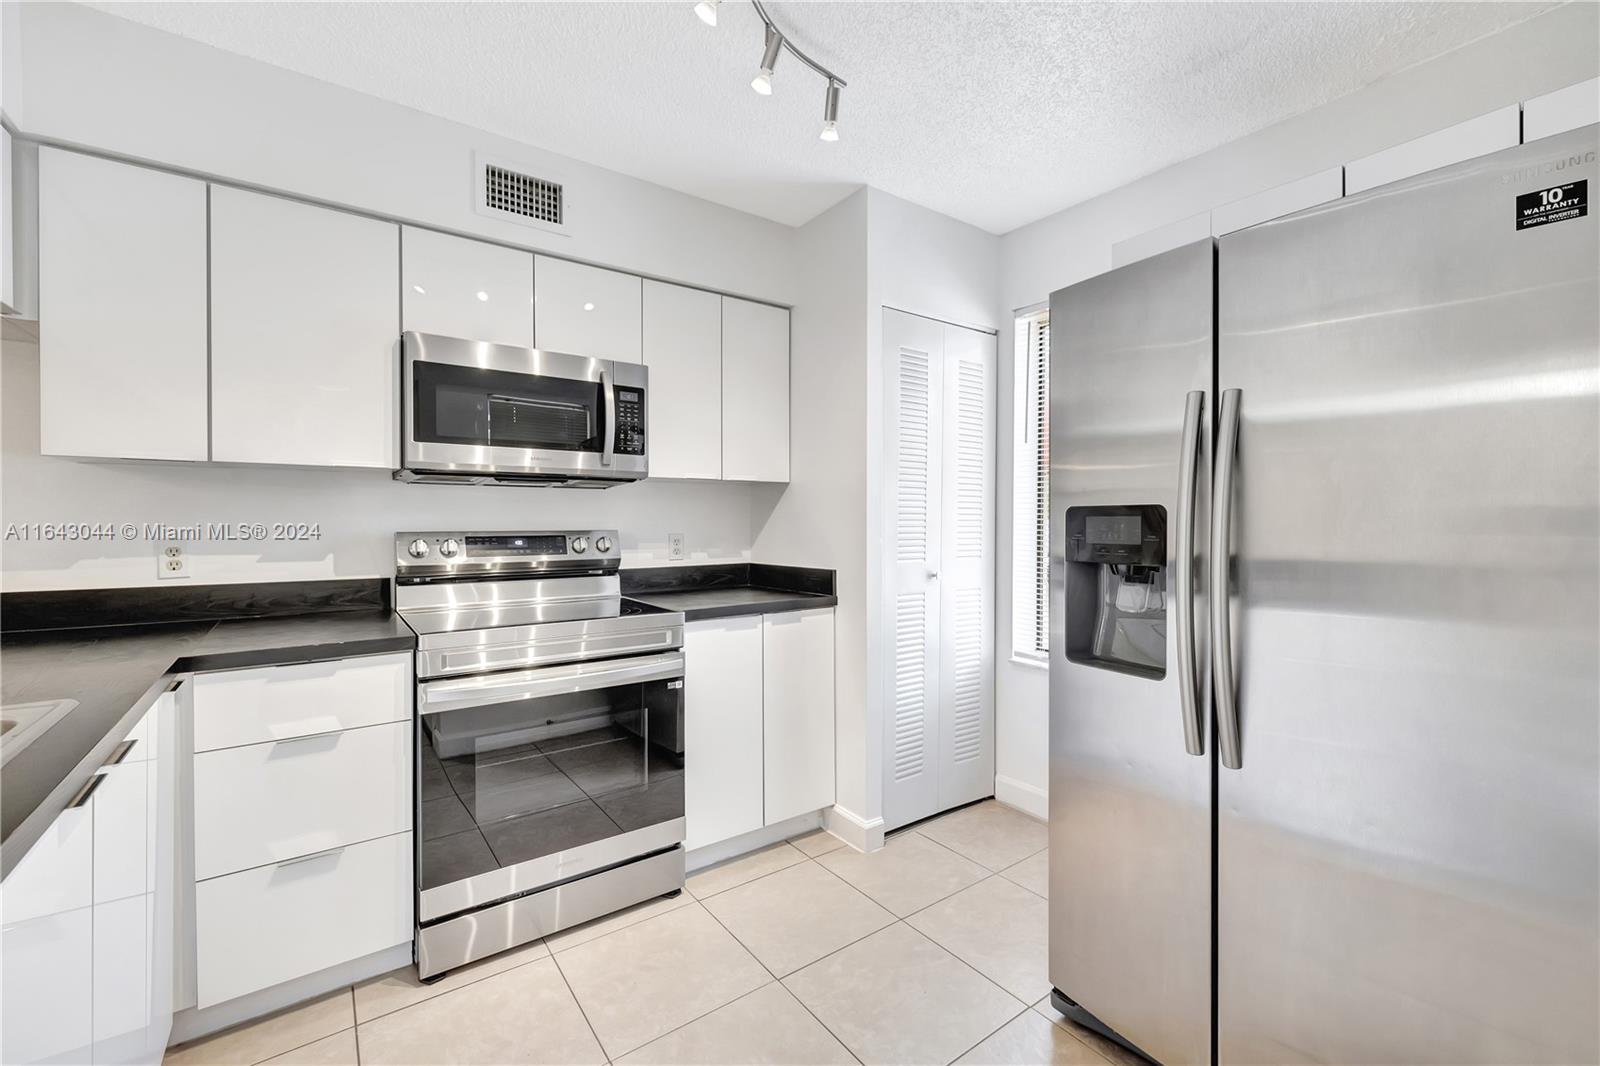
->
(721, 298), (789, 482)
(211, 187), (398, 467)
(39, 147), (208, 461)
(762, 609), (835, 824)
(93, 712), (153, 1066)
(684, 617), (764, 850)
(402, 227), (533, 348)
(1, 802), (93, 1065)
(643, 281), (721, 480)
(534, 255), (641, 363)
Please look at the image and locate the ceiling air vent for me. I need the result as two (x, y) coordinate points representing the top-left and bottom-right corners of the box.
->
(474, 153), (570, 235)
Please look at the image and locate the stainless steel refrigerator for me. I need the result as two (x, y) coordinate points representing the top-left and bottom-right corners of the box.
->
(1048, 124), (1598, 1065)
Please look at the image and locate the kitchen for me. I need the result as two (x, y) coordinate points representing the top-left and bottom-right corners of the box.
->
(0, 3), (1596, 1065)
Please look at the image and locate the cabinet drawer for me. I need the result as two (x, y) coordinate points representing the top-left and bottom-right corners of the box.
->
(195, 832), (411, 1008)
(193, 654), (410, 752)
(194, 722), (412, 880)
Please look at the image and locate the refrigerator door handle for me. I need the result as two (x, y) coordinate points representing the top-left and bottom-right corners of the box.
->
(1212, 388), (1243, 769)
(1174, 389), (1206, 757)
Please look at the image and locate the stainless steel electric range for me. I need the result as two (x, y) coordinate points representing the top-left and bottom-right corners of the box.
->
(394, 530), (687, 980)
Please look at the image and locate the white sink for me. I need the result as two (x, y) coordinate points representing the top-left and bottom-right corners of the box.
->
(0, 699), (79, 767)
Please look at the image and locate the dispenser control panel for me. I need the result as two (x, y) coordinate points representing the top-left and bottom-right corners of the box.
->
(1065, 505), (1166, 566)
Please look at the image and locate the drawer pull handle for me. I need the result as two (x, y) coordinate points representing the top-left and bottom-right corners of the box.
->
(276, 845), (346, 868)
(104, 740), (137, 766)
(67, 773), (106, 809)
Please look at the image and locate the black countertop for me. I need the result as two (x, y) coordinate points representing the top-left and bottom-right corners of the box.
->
(622, 563), (837, 622)
(1, 580), (414, 877)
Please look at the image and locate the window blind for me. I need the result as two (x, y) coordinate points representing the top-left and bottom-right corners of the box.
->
(1012, 311), (1050, 660)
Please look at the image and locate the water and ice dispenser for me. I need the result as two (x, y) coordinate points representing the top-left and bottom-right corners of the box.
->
(1062, 505), (1168, 679)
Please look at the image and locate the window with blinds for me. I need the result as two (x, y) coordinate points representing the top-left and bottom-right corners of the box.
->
(1011, 310), (1050, 661)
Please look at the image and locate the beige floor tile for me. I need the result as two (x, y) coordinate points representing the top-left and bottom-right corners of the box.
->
(554, 903), (772, 1058)
(956, 1010), (1108, 1065)
(1034, 1003), (1148, 1066)
(260, 1029), (359, 1066)
(916, 801), (1048, 871)
(357, 957), (604, 1065)
(544, 890), (693, 954)
(788, 828), (849, 858)
(702, 860), (896, 976)
(617, 982), (856, 1065)
(784, 923), (1024, 1066)
(164, 990), (354, 1066)
(908, 875), (1051, 1003)
(354, 938), (549, 1023)
(686, 842), (807, 899)
(1000, 849), (1050, 899)
(818, 830), (990, 916)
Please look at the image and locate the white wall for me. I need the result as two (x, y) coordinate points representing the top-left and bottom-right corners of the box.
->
(993, 1), (1600, 814)
(5, 2), (796, 306)
(751, 190), (870, 829)
(0, 338), (757, 589)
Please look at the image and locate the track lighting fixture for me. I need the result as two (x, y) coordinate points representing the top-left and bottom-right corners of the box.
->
(819, 79), (840, 141)
(698, 1), (848, 140)
(751, 26), (782, 96)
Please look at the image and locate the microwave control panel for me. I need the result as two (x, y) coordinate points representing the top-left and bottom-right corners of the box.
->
(615, 387), (646, 456)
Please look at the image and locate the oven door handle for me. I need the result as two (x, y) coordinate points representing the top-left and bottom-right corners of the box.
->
(600, 367), (616, 468)
(418, 651), (684, 716)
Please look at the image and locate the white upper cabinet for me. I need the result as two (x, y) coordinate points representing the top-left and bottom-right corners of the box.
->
(642, 280), (721, 480)
(402, 228), (533, 348)
(534, 255), (641, 363)
(721, 297), (789, 482)
(39, 148), (208, 461)
(210, 187), (398, 468)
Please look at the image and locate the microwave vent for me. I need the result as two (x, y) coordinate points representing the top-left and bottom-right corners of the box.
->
(482, 163), (563, 227)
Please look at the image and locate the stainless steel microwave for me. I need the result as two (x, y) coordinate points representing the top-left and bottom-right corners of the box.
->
(396, 332), (648, 487)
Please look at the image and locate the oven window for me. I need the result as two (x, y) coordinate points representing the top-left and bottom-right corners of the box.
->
(418, 677), (684, 892)
(414, 361), (605, 452)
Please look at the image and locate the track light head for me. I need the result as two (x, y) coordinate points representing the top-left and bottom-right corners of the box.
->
(819, 80), (841, 141)
(751, 26), (782, 95)
(693, 0), (719, 27)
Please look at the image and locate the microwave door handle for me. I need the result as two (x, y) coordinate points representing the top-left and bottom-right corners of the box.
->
(600, 367), (616, 467)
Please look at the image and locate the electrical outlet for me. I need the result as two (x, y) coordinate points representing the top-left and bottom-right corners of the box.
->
(157, 543), (188, 580)
(667, 533), (686, 561)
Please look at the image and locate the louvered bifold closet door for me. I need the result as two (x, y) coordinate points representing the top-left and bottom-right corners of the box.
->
(884, 310), (945, 830)
(936, 323), (996, 811)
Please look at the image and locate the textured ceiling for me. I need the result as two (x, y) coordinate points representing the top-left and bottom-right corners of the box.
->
(87, 1), (1553, 233)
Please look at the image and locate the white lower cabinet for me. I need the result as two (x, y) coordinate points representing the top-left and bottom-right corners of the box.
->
(684, 608), (834, 852)
(1, 802), (94, 1065)
(190, 653), (413, 1009)
(762, 609), (836, 824)
(684, 617), (765, 850)
(195, 832), (412, 1008)
(0, 689), (177, 1066)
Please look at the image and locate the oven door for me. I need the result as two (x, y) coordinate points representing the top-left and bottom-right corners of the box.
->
(415, 651), (684, 923)
(402, 331), (648, 482)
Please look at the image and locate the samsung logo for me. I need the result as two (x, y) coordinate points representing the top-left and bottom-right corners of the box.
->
(1503, 150), (1597, 184)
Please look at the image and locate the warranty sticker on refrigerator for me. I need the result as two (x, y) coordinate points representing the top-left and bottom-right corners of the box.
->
(1516, 180), (1587, 230)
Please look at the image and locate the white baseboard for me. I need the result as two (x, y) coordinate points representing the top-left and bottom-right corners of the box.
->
(169, 942), (411, 1046)
(824, 804), (885, 853)
(994, 775), (1048, 821)
(686, 811), (823, 872)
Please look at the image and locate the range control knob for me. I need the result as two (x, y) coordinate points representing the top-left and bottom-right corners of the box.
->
(571, 536), (590, 554)
(439, 538), (461, 558)
(407, 538), (430, 559)
(595, 536), (613, 554)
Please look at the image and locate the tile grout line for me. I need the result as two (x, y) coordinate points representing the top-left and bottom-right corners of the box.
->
(233, 988), (356, 1066)
(547, 938), (615, 1064)
(684, 841), (811, 901)
(1031, 1002), (1117, 1065)
(351, 941), (555, 1025)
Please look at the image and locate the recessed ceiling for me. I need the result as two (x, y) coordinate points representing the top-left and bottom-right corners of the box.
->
(87, 1), (1553, 234)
